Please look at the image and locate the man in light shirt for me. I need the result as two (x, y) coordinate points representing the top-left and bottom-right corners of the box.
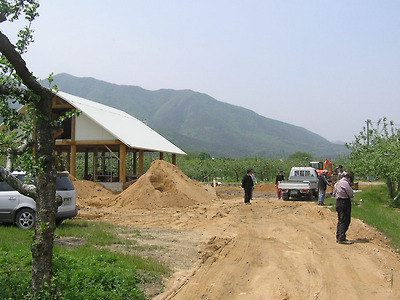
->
(333, 172), (354, 244)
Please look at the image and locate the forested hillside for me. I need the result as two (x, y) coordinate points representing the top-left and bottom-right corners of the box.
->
(49, 73), (349, 158)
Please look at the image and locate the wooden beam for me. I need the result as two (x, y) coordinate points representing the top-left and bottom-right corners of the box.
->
(52, 95), (74, 109)
(55, 139), (121, 146)
(119, 144), (126, 182)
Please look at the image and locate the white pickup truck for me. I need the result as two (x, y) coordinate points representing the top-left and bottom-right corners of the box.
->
(278, 167), (319, 201)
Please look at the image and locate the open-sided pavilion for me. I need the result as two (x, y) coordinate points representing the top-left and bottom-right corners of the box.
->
(52, 91), (186, 183)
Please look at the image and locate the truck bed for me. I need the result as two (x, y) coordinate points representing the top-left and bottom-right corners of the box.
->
(278, 181), (316, 190)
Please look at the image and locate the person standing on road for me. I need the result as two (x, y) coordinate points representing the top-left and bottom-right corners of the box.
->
(250, 172), (257, 185)
(337, 165), (346, 180)
(318, 170), (331, 206)
(333, 172), (354, 244)
(242, 169), (255, 205)
(275, 171), (284, 199)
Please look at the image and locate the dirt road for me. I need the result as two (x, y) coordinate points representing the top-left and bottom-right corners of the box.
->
(77, 187), (399, 299)
(163, 200), (399, 300)
(74, 162), (400, 299)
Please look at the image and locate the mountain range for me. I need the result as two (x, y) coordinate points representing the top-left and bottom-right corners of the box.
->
(49, 73), (349, 158)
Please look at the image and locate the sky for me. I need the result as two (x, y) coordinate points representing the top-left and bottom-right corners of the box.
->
(2, 0), (400, 143)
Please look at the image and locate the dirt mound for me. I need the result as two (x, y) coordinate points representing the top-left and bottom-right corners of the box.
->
(254, 183), (276, 192)
(73, 179), (115, 209)
(111, 160), (218, 210)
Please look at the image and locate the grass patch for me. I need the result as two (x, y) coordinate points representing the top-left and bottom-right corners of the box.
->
(325, 184), (400, 252)
(0, 220), (170, 299)
(56, 220), (122, 246)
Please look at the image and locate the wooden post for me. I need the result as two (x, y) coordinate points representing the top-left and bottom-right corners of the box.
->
(172, 153), (177, 165)
(159, 152), (164, 161)
(119, 144), (126, 182)
(70, 144), (76, 178)
(133, 151), (137, 175)
(69, 116), (77, 178)
(102, 151), (106, 174)
(93, 149), (98, 181)
(139, 149), (144, 176)
(84, 150), (89, 179)
(71, 116), (76, 174)
(66, 150), (70, 173)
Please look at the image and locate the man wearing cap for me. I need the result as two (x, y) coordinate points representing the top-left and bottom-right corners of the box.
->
(333, 172), (354, 244)
(337, 165), (346, 180)
(318, 170), (331, 206)
(241, 169), (255, 204)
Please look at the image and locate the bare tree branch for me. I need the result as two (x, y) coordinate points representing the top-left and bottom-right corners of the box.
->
(5, 139), (34, 171)
(0, 83), (32, 98)
(0, 30), (53, 99)
(0, 166), (37, 199)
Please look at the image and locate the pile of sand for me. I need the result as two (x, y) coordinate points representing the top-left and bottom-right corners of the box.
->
(110, 160), (218, 210)
(72, 179), (116, 209)
(254, 183), (276, 193)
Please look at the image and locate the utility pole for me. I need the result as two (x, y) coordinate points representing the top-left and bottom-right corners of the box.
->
(366, 120), (369, 146)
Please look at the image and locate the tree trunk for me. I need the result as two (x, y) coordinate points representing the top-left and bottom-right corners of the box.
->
(386, 180), (395, 198)
(397, 181), (400, 195)
(0, 14), (59, 297)
(30, 91), (58, 296)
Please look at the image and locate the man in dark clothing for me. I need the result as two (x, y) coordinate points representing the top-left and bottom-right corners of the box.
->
(275, 171), (284, 199)
(241, 169), (255, 204)
(337, 165), (346, 180)
(318, 170), (331, 206)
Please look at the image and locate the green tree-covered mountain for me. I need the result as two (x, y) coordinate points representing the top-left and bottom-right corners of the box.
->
(50, 73), (349, 158)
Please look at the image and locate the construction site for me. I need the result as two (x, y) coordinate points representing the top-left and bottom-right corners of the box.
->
(71, 159), (400, 300)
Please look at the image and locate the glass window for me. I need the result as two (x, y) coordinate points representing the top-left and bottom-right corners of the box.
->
(0, 173), (74, 191)
(0, 181), (15, 191)
(56, 175), (75, 191)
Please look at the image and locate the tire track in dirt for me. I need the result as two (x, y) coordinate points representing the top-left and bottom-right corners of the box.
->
(74, 172), (400, 300)
(165, 200), (400, 300)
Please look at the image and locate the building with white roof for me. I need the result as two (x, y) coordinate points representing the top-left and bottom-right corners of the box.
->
(53, 91), (186, 183)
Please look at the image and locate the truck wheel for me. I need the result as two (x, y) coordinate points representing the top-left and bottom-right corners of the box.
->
(282, 193), (289, 201)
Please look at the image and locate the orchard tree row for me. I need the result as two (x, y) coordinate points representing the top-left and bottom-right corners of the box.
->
(346, 118), (400, 200)
(175, 151), (346, 184)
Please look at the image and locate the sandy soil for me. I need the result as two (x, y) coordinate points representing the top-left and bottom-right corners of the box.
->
(73, 161), (400, 300)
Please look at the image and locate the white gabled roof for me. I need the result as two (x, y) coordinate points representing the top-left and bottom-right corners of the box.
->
(56, 91), (186, 155)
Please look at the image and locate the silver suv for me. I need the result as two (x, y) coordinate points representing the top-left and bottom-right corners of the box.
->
(0, 171), (78, 229)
